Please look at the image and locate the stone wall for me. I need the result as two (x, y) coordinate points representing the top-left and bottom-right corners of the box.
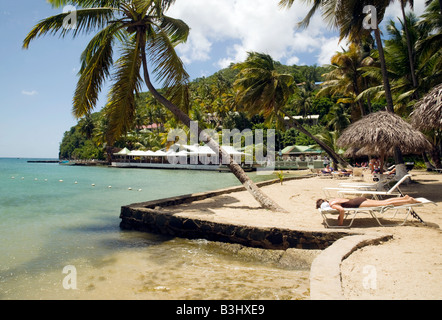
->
(120, 206), (351, 250)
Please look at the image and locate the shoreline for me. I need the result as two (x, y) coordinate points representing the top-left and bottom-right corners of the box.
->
(120, 170), (442, 300)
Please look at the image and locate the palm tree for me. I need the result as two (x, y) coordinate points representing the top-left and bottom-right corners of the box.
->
(292, 86), (314, 118)
(399, 1), (418, 89)
(234, 52), (349, 167)
(318, 42), (375, 117)
(279, 0), (410, 175)
(76, 112), (95, 139)
(425, 0), (442, 15)
(325, 103), (351, 133)
(314, 130), (341, 168)
(279, 0), (403, 113)
(418, 0), (442, 72)
(24, 0), (285, 212)
(360, 12), (442, 113)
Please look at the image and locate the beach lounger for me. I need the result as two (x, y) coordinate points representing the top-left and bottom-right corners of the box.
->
(335, 174), (412, 200)
(338, 174), (394, 189)
(318, 197), (436, 228)
(323, 177), (395, 198)
(351, 167), (364, 181)
(332, 171), (351, 179)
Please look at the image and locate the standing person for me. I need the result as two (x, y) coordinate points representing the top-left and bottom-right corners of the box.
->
(323, 156), (330, 168)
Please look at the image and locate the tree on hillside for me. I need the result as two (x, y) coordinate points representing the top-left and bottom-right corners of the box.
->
(318, 42), (376, 117)
(233, 52), (349, 167)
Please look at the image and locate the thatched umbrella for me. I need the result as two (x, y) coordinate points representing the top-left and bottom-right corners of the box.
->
(338, 111), (432, 173)
(411, 83), (442, 130)
(344, 146), (394, 158)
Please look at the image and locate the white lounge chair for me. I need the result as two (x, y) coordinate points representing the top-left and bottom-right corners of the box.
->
(335, 174), (412, 200)
(318, 197), (436, 228)
(338, 174), (394, 188)
(323, 176), (395, 198)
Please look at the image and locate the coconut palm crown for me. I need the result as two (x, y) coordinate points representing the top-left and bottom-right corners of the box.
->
(23, 0), (189, 142)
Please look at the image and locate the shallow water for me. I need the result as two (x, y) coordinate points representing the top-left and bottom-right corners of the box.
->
(0, 158), (311, 300)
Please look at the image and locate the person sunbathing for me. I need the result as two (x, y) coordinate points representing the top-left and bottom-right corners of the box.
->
(316, 196), (421, 226)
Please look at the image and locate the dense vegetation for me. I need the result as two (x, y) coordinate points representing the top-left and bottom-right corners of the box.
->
(57, 0), (441, 169)
(59, 63), (332, 160)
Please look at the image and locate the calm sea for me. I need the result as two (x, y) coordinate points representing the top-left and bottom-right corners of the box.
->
(0, 158), (310, 300)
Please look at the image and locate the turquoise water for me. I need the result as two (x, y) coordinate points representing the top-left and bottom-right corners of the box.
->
(0, 158), (310, 300)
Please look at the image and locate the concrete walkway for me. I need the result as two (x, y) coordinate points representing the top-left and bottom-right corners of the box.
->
(309, 233), (392, 299)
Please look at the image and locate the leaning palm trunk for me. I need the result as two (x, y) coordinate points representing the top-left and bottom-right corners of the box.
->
(139, 36), (286, 213)
(281, 111), (350, 168)
(422, 152), (436, 170)
(430, 145), (442, 169)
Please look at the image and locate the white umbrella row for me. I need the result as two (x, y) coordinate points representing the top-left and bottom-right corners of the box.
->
(115, 145), (249, 157)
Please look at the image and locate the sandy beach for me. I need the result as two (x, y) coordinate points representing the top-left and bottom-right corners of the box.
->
(161, 169), (442, 300)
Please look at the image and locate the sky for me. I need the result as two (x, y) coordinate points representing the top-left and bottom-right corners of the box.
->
(0, 0), (427, 158)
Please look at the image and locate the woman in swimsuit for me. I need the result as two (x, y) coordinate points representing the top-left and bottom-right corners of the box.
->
(316, 196), (421, 226)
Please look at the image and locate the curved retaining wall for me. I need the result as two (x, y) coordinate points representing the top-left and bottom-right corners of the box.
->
(120, 206), (354, 250)
(119, 178), (354, 250)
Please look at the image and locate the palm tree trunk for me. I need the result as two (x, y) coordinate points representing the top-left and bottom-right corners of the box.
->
(373, 28), (395, 113)
(352, 73), (365, 116)
(422, 152), (435, 170)
(430, 145), (442, 169)
(373, 27), (406, 175)
(282, 111), (350, 168)
(400, 1), (418, 89)
(139, 36), (287, 213)
(364, 78), (373, 113)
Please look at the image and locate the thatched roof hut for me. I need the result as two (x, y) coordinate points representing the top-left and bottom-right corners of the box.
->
(338, 111), (431, 173)
(343, 146), (395, 158)
(411, 84), (442, 130)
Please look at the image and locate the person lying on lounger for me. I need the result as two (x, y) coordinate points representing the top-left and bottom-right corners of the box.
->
(316, 196), (421, 226)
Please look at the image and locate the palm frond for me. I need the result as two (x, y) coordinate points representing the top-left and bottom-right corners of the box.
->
(396, 89), (417, 103)
(299, 0), (325, 29)
(23, 8), (116, 49)
(151, 0), (177, 14)
(47, 0), (122, 8)
(146, 20), (189, 89)
(278, 0), (295, 9)
(73, 23), (122, 118)
(105, 34), (144, 142)
(356, 85), (384, 102)
(159, 15), (189, 43)
(166, 83), (191, 114)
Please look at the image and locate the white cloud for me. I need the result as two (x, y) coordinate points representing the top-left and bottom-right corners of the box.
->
(317, 37), (348, 66)
(384, 0), (427, 22)
(286, 55), (300, 66)
(22, 90), (38, 96)
(167, 0), (333, 68)
(167, 0), (426, 74)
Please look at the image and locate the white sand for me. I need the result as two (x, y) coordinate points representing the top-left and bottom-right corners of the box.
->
(163, 170), (442, 300)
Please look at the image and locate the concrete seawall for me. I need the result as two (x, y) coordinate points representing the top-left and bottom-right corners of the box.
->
(119, 177), (355, 250)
